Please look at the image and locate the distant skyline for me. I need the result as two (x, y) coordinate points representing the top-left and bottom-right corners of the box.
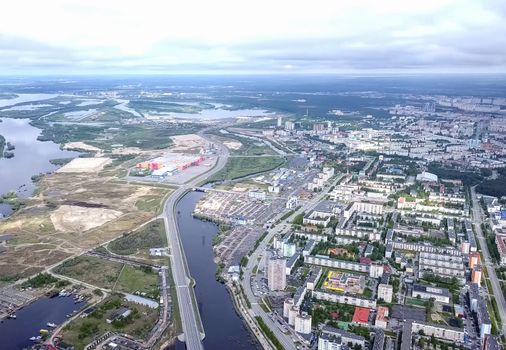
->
(1, 0), (506, 75)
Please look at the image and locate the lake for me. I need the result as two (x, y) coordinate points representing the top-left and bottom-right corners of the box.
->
(0, 118), (79, 216)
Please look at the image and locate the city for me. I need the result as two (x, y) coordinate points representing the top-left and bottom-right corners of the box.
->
(0, 1), (506, 350)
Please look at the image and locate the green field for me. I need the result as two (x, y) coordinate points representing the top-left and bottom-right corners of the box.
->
(207, 130), (276, 156)
(54, 255), (160, 295)
(107, 219), (167, 256)
(115, 265), (159, 298)
(406, 297), (427, 307)
(62, 294), (159, 349)
(54, 256), (123, 289)
(210, 156), (285, 181)
(34, 120), (201, 150)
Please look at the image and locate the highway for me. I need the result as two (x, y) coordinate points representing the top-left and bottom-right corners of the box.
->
(163, 135), (229, 350)
(241, 174), (345, 350)
(470, 186), (506, 336)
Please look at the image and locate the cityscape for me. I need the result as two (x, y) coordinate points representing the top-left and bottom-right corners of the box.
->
(1, 1), (506, 350)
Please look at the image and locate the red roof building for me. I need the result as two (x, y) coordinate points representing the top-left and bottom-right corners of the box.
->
(352, 306), (370, 325)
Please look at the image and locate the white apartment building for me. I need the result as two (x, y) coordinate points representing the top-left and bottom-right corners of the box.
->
(377, 284), (393, 303)
(267, 257), (287, 291)
(412, 284), (450, 304)
(305, 255), (369, 273)
(294, 312), (312, 334)
(312, 289), (376, 308)
(343, 201), (384, 219)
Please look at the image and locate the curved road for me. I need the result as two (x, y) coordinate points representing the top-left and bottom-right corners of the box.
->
(163, 135), (229, 350)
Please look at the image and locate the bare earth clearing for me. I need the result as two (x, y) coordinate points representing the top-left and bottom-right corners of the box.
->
(57, 157), (112, 173)
(169, 133), (209, 152)
(0, 156), (172, 283)
(63, 142), (101, 153)
(50, 205), (122, 232)
(222, 140), (242, 150)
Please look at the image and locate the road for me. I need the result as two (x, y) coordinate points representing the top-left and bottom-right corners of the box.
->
(470, 186), (506, 336)
(240, 174), (345, 350)
(163, 135), (229, 350)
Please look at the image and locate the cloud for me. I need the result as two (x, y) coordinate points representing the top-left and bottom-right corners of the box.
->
(0, 0), (505, 74)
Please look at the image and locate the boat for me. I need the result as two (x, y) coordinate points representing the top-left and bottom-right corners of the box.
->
(29, 336), (37, 341)
(47, 322), (57, 328)
(7, 314), (16, 319)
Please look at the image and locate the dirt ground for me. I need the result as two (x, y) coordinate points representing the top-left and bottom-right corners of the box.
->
(222, 140), (242, 150)
(57, 157), (112, 173)
(50, 205), (122, 233)
(63, 142), (101, 153)
(169, 134), (209, 152)
(0, 156), (172, 283)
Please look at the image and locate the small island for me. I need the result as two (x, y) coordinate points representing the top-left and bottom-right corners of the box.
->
(0, 134), (4, 155)
(0, 136), (15, 158)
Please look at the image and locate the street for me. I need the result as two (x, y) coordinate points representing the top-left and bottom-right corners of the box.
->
(470, 186), (506, 336)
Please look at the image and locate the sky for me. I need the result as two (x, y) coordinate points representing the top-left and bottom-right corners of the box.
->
(1, 0), (506, 75)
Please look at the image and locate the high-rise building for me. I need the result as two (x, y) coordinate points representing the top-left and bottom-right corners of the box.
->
(277, 116), (283, 127)
(295, 312), (312, 334)
(283, 298), (294, 318)
(313, 123), (325, 132)
(288, 305), (299, 326)
(285, 121), (295, 131)
(267, 257), (286, 291)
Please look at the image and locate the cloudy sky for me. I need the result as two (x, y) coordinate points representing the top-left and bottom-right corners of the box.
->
(1, 0), (505, 74)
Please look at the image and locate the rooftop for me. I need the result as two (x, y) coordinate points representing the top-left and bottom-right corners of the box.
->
(321, 325), (366, 342)
(352, 306), (370, 324)
(413, 283), (450, 297)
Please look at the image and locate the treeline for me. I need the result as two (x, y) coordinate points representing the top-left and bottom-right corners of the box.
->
(477, 177), (506, 198)
(428, 163), (483, 186)
(255, 316), (284, 350)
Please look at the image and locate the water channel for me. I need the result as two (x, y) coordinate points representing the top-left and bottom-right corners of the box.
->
(169, 191), (260, 350)
(0, 296), (86, 350)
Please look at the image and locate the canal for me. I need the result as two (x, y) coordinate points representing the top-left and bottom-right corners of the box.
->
(0, 296), (86, 350)
(0, 118), (79, 217)
(169, 191), (259, 350)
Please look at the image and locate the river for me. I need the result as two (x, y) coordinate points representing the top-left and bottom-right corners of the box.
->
(0, 296), (86, 350)
(0, 118), (79, 216)
(169, 191), (260, 350)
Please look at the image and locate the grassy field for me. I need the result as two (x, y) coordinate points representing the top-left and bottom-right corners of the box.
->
(107, 219), (166, 256)
(210, 156), (285, 181)
(135, 193), (169, 213)
(34, 119), (202, 151)
(54, 255), (161, 296)
(405, 297), (427, 307)
(54, 256), (124, 290)
(62, 294), (159, 349)
(115, 265), (159, 298)
(207, 130), (276, 156)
